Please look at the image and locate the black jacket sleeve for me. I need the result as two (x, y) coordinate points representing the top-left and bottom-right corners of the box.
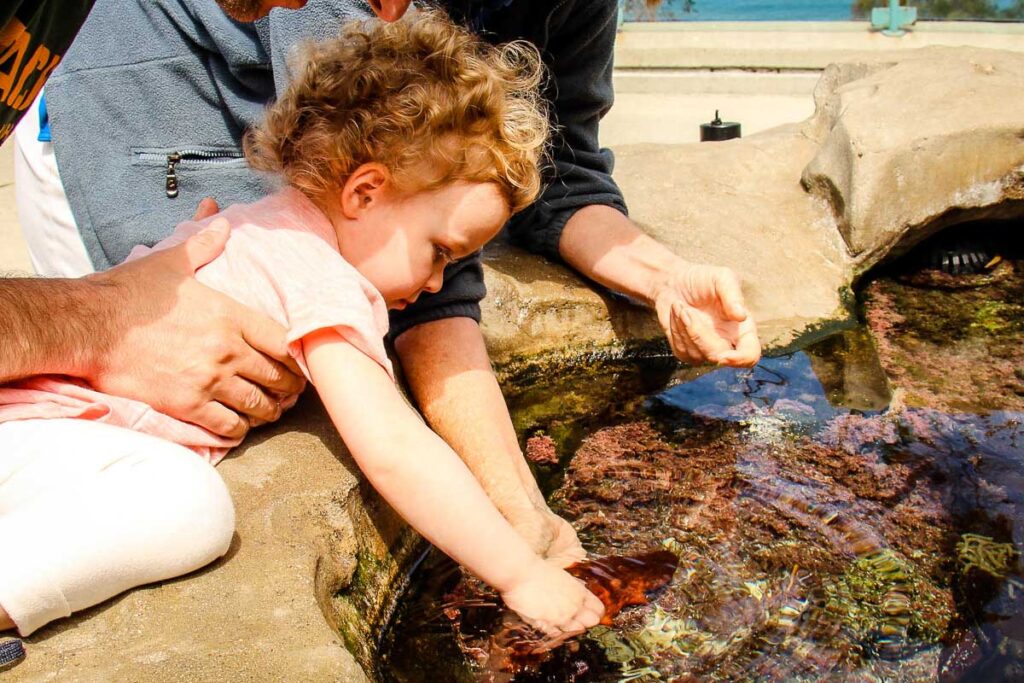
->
(506, 0), (628, 262)
(390, 0), (627, 336)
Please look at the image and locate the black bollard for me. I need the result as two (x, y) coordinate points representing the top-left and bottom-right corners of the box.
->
(700, 110), (741, 142)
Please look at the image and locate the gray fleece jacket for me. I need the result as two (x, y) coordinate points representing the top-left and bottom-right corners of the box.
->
(46, 0), (626, 336)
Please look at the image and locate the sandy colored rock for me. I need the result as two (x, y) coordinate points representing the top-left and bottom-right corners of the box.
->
(801, 47), (1024, 266)
(612, 125), (852, 351)
(482, 46), (1024, 368)
(5, 395), (416, 683)
(480, 124), (853, 366)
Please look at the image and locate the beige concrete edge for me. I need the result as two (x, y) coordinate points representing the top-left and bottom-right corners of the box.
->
(615, 21), (1024, 69)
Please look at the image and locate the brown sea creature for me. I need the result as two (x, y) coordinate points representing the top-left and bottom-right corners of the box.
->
(441, 550), (678, 678)
(566, 550), (679, 625)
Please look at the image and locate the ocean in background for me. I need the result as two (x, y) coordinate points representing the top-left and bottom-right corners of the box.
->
(622, 0), (1020, 21)
(623, 0), (854, 21)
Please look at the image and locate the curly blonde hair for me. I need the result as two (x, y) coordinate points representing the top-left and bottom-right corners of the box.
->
(245, 10), (548, 213)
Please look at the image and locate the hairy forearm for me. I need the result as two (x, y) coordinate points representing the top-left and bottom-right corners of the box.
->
(0, 276), (115, 384)
(394, 316), (546, 516)
(305, 330), (543, 591)
(558, 204), (686, 307)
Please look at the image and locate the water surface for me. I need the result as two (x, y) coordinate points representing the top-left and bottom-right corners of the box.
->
(380, 232), (1024, 682)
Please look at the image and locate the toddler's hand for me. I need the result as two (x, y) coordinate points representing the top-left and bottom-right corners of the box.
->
(500, 560), (604, 646)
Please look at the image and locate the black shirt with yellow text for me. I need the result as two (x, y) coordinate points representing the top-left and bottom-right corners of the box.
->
(0, 0), (94, 143)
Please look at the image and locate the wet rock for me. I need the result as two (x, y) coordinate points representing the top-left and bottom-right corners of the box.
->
(862, 251), (1024, 414)
(544, 419), (957, 680)
(430, 408), (975, 681)
(939, 628), (984, 682)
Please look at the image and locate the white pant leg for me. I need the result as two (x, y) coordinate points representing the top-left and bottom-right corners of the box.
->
(13, 92), (95, 277)
(0, 419), (235, 636)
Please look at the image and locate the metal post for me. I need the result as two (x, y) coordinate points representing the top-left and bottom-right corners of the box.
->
(871, 0), (917, 36)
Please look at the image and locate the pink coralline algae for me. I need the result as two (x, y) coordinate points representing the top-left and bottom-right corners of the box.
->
(863, 259), (1024, 414)
(440, 412), (968, 681)
(524, 434), (559, 466)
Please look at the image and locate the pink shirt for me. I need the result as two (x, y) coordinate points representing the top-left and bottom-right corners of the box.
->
(0, 188), (393, 464)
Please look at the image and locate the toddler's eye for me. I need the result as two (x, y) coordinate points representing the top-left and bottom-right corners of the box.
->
(434, 244), (456, 265)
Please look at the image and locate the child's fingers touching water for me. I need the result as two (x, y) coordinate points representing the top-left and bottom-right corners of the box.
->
(499, 560), (606, 644)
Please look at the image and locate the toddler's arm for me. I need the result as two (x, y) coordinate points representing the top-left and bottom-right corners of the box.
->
(302, 329), (604, 640)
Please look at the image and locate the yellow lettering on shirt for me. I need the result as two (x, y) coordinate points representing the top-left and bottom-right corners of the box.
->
(0, 17), (65, 111)
(0, 18), (31, 104)
(14, 52), (60, 111)
(11, 44), (51, 110)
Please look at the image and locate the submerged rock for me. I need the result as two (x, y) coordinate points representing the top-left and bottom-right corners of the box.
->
(546, 419), (956, 681)
(430, 407), (998, 681)
(863, 237), (1024, 414)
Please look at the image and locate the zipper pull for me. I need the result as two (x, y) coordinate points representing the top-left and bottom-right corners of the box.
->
(165, 152), (181, 198)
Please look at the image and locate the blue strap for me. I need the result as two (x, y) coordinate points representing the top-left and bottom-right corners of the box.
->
(38, 92), (52, 143)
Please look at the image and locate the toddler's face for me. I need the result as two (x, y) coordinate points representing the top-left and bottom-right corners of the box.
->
(339, 181), (509, 310)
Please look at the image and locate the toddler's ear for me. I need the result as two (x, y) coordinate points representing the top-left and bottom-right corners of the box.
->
(340, 163), (390, 219)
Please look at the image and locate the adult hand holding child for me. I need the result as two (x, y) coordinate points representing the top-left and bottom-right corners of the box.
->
(83, 198), (304, 438)
(1, 10), (604, 643)
(0, 198), (305, 439)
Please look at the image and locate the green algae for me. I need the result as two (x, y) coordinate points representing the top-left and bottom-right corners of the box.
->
(588, 606), (705, 681)
(956, 533), (1020, 579)
(823, 549), (953, 648)
(969, 300), (1019, 335)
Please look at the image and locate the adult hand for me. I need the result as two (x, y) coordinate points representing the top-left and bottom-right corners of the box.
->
(507, 503), (587, 567)
(652, 262), (761, 368)
(84, 198), (305, 438)
(542, 513), (588, 568)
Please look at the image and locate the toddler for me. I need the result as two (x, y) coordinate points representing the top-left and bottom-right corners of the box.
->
(0, 11), (603, 640)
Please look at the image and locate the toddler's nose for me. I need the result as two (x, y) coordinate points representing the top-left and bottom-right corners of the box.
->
(423, 269), (444, 294)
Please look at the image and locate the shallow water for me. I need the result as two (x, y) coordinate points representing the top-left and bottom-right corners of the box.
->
(380, 229), (1024, 683)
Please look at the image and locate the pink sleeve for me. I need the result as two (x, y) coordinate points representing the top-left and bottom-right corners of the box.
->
(196, 224), (395, 384)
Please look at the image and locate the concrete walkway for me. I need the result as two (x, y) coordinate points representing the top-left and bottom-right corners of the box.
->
(0, 142), (31, 274)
